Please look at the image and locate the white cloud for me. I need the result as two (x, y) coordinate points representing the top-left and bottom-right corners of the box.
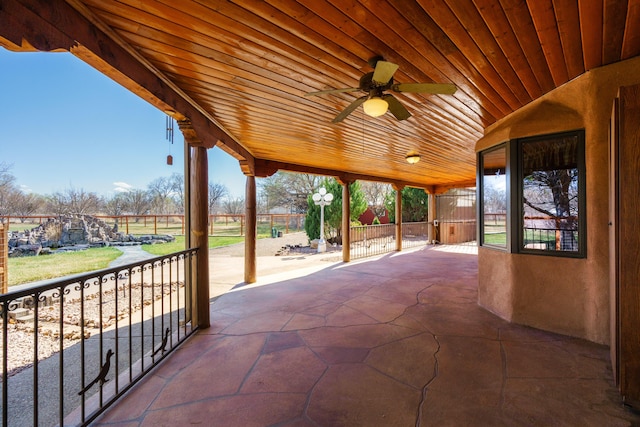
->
(19, 184), (32, 193)
(113, 181), (133, 193)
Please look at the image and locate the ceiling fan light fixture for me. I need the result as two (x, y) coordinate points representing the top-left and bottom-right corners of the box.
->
(363, 97), (388, 117)
(406, 151), (421, 164)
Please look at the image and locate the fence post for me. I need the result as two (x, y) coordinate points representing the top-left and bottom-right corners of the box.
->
(125, 216), (129, 234)
(154, 215), (157, 234)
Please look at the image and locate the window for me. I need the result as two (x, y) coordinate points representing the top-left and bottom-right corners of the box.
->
(517, 130), (585, 257)
(479, 145), (507, 248)
(478, 130), (586, 257)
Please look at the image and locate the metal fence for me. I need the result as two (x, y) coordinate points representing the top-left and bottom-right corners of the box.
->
(349, 222), (429, 260)
(350, 224), (396, 259)
(0, 249), (198, 427)
(402, 222), (428, 249)
(523, 226), (579, 251)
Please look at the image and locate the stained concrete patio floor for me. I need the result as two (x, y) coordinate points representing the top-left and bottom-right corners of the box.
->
(94, 245), (640, 426)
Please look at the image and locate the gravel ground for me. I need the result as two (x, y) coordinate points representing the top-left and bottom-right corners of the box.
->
(4, 232), (335, 378)
(210, 231), (342, 257)
(1, 231), (339, 426)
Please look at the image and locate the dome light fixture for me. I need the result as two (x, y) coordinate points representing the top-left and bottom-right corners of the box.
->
(406, 151), (421, 164)
(362, 97), (388, 117)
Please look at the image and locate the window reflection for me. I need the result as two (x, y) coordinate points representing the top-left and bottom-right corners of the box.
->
(520, 134), (580, 252)
(481, 145), (507, 247)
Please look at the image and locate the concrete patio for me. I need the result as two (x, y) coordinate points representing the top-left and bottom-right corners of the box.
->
(93, 245), (639, 426)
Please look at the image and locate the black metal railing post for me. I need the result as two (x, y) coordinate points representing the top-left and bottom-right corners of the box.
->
(0, 248), (198, 426)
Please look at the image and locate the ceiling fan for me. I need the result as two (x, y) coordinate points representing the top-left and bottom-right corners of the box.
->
(305, 56), (457, 123)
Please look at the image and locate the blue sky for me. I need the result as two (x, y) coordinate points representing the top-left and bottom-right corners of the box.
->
(0, 49), (247, 198)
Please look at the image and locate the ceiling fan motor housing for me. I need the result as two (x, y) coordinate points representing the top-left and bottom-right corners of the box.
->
(360, 72), (392, 99)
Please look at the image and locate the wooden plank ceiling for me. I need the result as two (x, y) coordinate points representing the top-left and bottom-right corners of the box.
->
(4, 0), (640, 190)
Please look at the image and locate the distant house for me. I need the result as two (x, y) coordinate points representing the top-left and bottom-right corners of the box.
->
(358, 207), (389, 225)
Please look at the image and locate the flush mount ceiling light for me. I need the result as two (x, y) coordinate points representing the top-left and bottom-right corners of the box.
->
(362, 97), (388, 117)
(406, 151), (421, 164)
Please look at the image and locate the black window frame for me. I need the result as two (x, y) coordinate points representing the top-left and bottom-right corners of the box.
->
(478, 129), (586, 258)
(515, 129), (586, 258)
(477, 143), (509, 250)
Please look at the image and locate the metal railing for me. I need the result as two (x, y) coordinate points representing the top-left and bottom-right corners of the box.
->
(402, 222), (429, 249)
(350, 222), (429, 259)
(0, 249), (198, 427)
(523, 227), (579, 251)
(350, 223), (396, 259)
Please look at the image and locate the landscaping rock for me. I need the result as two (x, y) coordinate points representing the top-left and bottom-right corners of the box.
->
(7, 215), (175, 257)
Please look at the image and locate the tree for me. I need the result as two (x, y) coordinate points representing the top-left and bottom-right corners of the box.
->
(259, 172), (320, 213)
(360, 181), (393, 217)
(123, 189), (153, 216)
(304, 178), (367, 244)
(0, 163), (17, 217)
(168, 173), (185, 213)
(46, 187), (101, 215)
(11, 192), (44, 219)
(147, 176), (175, 214)
(103, 193), (128, 216)
(523, 169), (578, 249)
(208, 182), (228, 214)
(385, 187), (429, 223)
(223, 197), (245, 218)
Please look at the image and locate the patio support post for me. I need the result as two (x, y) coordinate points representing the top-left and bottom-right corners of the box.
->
(190, 145), (210, 328)
(341, 180), (352, 262)
(427, 191), (436, 243)
(245, 175), (257, 284)
(393, 185), (403, 251)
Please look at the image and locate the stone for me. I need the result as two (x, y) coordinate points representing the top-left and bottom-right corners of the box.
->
(6, 214), (174, 257)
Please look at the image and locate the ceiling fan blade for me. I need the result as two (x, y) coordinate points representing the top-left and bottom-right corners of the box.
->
(391, 82), (457, 95)
(382, 94), (411, 121)
(332, 96), (367, 123)
(305, 87), (360, 96)
(372, 61), (399, 85)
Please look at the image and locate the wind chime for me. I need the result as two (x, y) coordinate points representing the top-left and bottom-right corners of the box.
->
(166, 115), (174, 165)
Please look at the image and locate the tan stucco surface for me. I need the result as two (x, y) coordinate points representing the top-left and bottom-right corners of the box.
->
(476, 56), (640, 345)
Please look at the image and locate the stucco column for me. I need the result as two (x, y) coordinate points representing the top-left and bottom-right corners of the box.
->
(394, 185), (403, 251)
(244, 175), (257, 284)
(190, 145), (210, 328)
(342, 182), (351, 262)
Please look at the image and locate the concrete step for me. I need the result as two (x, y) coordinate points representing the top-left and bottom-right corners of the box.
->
(16, 314), (34, 323)
(9, 308), (29, 319)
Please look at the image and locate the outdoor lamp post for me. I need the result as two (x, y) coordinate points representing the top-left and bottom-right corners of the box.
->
(312, 187), (333, 253)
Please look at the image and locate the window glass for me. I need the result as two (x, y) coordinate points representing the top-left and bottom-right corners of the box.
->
(519, 132), (583, 255)
(481, 145), (507, 248)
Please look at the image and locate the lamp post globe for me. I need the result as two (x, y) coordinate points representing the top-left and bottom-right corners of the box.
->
(312, 187), (333, 253)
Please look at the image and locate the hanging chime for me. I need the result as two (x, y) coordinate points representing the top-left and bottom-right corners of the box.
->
(166, 115), (174, 165)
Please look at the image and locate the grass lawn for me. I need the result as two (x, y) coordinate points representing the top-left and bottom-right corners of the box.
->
(483, 232), (507, 246)
(5, 231), (296, 287)
(8, 246), (123, 287)
(6, 236), (245, 287)
(142, 235), (244, 256)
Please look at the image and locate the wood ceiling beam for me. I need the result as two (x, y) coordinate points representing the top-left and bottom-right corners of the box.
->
(253, 159), (475, 192)
(0, 0), (252, 162)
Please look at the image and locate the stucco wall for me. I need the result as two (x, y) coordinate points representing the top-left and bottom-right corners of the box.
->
(476, 56), (640, 345)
